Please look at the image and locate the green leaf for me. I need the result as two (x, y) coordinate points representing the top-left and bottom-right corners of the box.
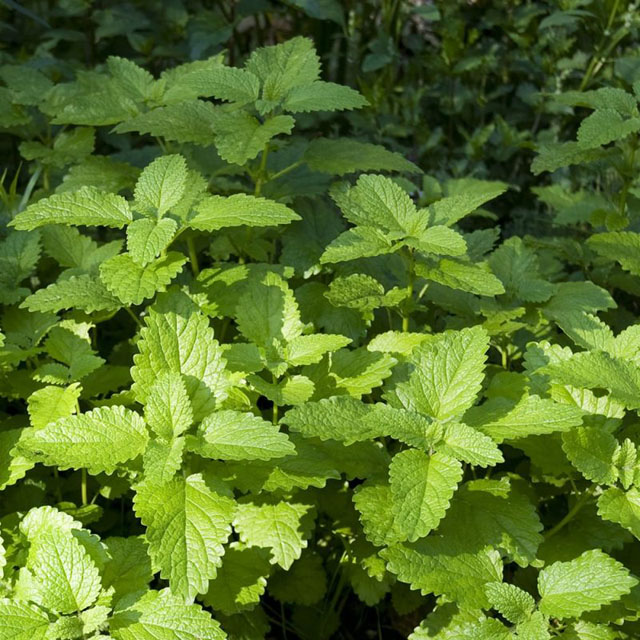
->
(144, 372), (193, 439)
(469, 395), (583, 442)
(437, 422), (504, 467)
(489, 237), (556, 302)
(485, 582), (535, 624)
(188, 193), (300, 231)
(114, 100), (219, 146)
(131, 304), (229, 421)
(0, 231), (41, 303)
(143, 436), (185, 485)
(283, 81), (368, 112)
(18, 524), (102, 614)
(416, 259), (505, 296)
(126, 217), (178, 266)
(233, 501), (313, 569)
(196, 66), (260, 105)
(330, 348), (396, 397)
(235, 273), (303, 347)
(249, 373), (315, 406)
(246, 37), (320, 103)
(285, 396), (387, 444)
(110, 588), (225, 640)
(334, 174), (422, 235)
(201, 545), (271, 614)
(552, 87), (637, 115)
(99, 252), (186, 305)
(27, 383), (81, 430)
(212, 111), (295, 165)
(389, 449), (463, 542)
(325, 273), (387, 310)
(0, 600), (50, 640)
(107, 55), (157, 101)
(367, 330), (429, 355)
(531, 141), (604, 174)
(20, 405), (148, 474)
(191, 409), (295, 461)
(588, 231), (640, 276)
(103, 537), (153, 601)
(429, 182), (507, 226)
(577, 109), (640, 148)
(304, 138), (419, 175)
(0, 430), (35, 491)
(562, 427), (618, 485)
(538, 549), (637, 619)
(543, 351), (640, 409)
(394, 326), (489, 421)
(407, 225), (467, 257)
(438, 478), (543, 567)
(20, 275), (120, 313)
(597, 486), (640, 540)
(133, 473), (235, 601)
(320, 226), (395, 263)
(11, 186), (132, 230)
(382, 539), (503, 608)
(285, 334), (352, 365)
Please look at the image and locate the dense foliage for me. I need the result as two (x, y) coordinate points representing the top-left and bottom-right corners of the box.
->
(3, 1), (640, 639)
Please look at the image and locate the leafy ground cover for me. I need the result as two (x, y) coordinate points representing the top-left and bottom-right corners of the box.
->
(2, 1), (640, 639)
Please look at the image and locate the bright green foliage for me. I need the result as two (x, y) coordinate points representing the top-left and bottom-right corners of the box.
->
(4, 20), (640, 640)
(562, 427), (619, 485)
(11, 187), (132, 230)
(597, 487), (640, 539)
(133, 474), (235, 601)
(133, 154), (188, 217)
(188, 194), (300, 230)
(190, 410), (294, 461)
(110, 588), (225, 639)
(20, 406), (148, 474)
(394, 326), (488, 420)
(131, 305), (228, 420)
(389, 449), (462, 541)
(202, 545), (271, 614)
(485, 582), (535, 624)
(100, 252), (187, 305)
(538, 550), (637, 619)
(233, 501), (313, 569)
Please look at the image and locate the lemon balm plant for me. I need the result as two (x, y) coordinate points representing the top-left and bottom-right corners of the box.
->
(1, 34), (640, 640)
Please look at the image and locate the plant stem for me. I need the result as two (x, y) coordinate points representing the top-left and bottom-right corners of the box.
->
(53, 468), (63, 503)
(579, 0), (623, 90)
(123, 306), (142, 328)
(272, 374), (279, 424)
(280, 602), (288, 640)
(544, 487), (594, 540)
(269, 159), (303, 183)
(402, 247), (415, 332)
(254, 143), (270, 196)
(81, 468), (88, 506)
(187, 236), (200, 277)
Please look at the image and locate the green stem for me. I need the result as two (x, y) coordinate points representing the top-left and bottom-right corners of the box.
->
(544, 487), (594, 540)
(53, 468), (63, 503)
(619, 136), (638, 217)
(81, 468), (88, 506)
(402, 248), (415, 332)
(187, 236), (200, 277)
(268, 159), (303, 183)
(280, 602), (288, 640)
(579, 0), (622, 90)
(254, 143), (270, 196)
(123, 306), (142, 328)
(272, 374), (279, 424)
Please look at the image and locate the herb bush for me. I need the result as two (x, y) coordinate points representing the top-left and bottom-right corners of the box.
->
(2, 2), (640, 640)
